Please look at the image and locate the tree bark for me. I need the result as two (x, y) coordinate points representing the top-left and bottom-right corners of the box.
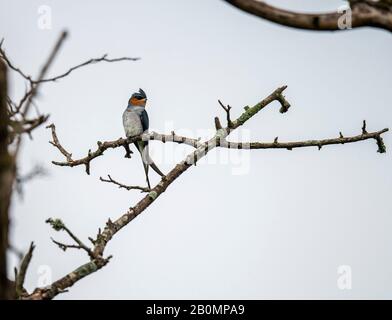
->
(0, 60), (14, 299)
(223, 0), (392, 32)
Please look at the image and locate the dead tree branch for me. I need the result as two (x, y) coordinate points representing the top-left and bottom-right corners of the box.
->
(0, 31), (139, 300)
(15, 242), (35, 298)
(218, 127), (388, 153)
(32, 54), (140, 84)
(22, 85), (388, 299)
(0, 41), (31, 82)
(0, 31), (139, 148)
(100, 175), (150, 193)
(218, 99), (233, 128)
(46, 218), (94, 259)
(223, 0), (392, 32)
(47, 126), (202, 174)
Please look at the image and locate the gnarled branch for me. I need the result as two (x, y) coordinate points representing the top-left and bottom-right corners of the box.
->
(47, 126), (202, 174)
(223, 0), (392, 32)
(23, 85), (388, 300)
(0, 30), (140, 300)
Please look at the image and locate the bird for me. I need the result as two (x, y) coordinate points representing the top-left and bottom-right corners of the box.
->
(122, 88), (165, 189)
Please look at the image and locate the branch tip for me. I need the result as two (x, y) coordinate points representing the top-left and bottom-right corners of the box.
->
(376, 135), (387, 153)
(362, 120), (368, 134)
(214, 117), (223, 130)
(15, 242), (35, 298)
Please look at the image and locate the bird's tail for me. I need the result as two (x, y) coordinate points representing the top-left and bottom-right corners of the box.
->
(142, 160), (151, 190)
(134, 141), (164, 188)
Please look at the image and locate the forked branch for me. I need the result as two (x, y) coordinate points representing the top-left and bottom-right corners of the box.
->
(22, 85), (388, 299)
(100, 175), (150, 193)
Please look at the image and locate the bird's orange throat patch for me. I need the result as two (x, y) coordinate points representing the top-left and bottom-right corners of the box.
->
(129, 97), (147, 106)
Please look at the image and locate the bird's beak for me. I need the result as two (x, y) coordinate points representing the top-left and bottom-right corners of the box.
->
(140, 98), (147, 106)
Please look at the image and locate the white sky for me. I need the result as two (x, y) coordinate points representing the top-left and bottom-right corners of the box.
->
(1, 0), (392, 299)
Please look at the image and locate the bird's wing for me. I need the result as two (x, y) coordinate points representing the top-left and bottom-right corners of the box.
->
(140, 109), (149, 132)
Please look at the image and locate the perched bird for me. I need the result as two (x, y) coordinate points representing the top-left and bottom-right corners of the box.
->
(122, 88), (164, 189)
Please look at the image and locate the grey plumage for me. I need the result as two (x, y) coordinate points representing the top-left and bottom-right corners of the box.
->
(123, 106), (145, 137)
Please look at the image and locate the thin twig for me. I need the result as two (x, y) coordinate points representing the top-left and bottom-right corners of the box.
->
(218, 99), (233, 128)
(9, 114), (49, 139)
(21, 31), (68, 118)
(33, 55), (140, 84)
(46, 218), (94, 258)
(0, 40), (32, 82)
(100, 175), (150, 192)
(218, 127), (388, 152)
(46, 124), (73, 162)
(50, 238), (87, 252)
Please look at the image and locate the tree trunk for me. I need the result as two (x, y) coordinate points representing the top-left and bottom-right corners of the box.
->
(0, 60), (14, 299)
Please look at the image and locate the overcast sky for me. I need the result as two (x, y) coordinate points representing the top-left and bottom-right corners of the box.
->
(1, 0), (392, 299)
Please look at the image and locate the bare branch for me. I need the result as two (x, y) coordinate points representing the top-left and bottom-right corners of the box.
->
(218, 99), (233, 128)
(0, 41), (32, 82)
(214, 116), (223, 130)
(1, 32), (139, 156)
(46, 218), (94, 258)
(148, 131), (202, 148)
(362, 120), (368, 134)
(21, 31), (68, 118)
(47, 126), (202, 174)
(219, 127), (388, 152)
(0, 32), (142, 300)
(33, 54), (140, 84)
(15, 164), (47, 196)
(9, 114), (50, 140)
(46, 124), (73, 162)
(230, 85), (289, 131)
(26, 87), (294, 299)
(100, 175), (150, 192)
(25, 256), (111, 300)
(15, 242), (35, 298)
(223, 0), (392, 32)
(24, 85), (389, 300)
(50, 237), (87, 252)
(47, 87), (289, 176)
